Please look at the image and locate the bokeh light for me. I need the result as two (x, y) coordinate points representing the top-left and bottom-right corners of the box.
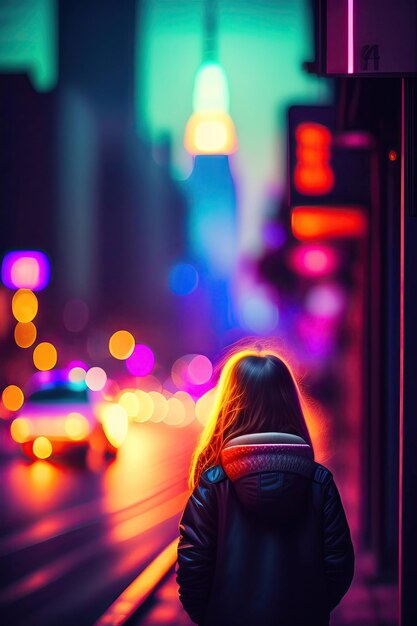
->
(33, 436), (53, 459)
(294, 123), (334, 195)
(240, 294), (279, 334)
(10, 417), (31, 443)
(65, 412), (89, 440)
(188, 355), (213, 385)
(305, 284), (346, 318)
(68, 366), (87, 383)
(1, 250), (50, 291)
(169, 262), (199, 295)
(100, 403), (128, 448)
(33, 342), (58, 371)
(195, 388), (217, 426)
(172, 391), (195, 427)
(12, 289), (38, 323)
(192, 62), (230, 112)
(118, 391), (140, 418)
(185, 111), (237, 155)
(288, 244), (339, 277)
(164, 397), (186, 426)
(2, 385), (24, 411)
(134, 390), (154, 422)
(126, 344), (155, 376)
(291, 206), (367, 240)
(85, 367), (107, 391)
(109, 330), (135, 360)
(136, 374), (162, 392)
(14, 321), (37, 348)
(102, 378), (120, 401)
(148, 391), (168, 423)
(171, 355), (191, 389)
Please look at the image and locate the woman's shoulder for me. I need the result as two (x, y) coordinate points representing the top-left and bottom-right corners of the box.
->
(312, 462), (334, 484)
(201, 464), (227, 484)
(200, 462), (333, 485)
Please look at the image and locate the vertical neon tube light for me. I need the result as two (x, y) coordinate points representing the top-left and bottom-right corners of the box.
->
(348, 0), (354, 74)
(398, 77), (405, 626)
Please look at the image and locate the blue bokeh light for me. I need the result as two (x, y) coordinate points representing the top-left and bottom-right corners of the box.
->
(169, 262), (199, 295)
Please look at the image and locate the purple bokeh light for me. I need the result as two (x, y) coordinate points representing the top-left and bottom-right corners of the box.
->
(1, 250), (50, 291)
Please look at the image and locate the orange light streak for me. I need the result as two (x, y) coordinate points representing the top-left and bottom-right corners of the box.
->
(94, 538), (179, 626)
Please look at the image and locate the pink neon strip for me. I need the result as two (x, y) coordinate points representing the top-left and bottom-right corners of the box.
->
(225, 443), (310, 450)
(348, 0), (354, 74)
(398, 78), (405, 626)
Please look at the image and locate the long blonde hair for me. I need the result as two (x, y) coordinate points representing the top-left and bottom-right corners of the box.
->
(189, 346), (313, 490)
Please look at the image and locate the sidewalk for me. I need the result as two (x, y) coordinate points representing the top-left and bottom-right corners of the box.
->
(138, 561), (397, 626)
(136, 568), (192, 626)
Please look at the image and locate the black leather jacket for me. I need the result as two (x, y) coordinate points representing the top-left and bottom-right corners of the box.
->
(176, 432), (354, 626)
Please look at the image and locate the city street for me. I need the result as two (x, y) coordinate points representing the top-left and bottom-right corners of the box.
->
(1, 0), (416, 623)
(0, 422), (198, 626)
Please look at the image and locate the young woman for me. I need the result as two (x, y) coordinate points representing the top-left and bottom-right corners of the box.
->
(176, 349), (354, 626)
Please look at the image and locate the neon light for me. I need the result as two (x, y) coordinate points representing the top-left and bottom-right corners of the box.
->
(348, 0), (354, 74)
(2, 251), (50, 291)
(192, 62), (229, 113)
(294, 123), (334, 195)
(288, 244), (339, 277)
(184, 111), (237, 155)
(291, 206), (367, 240)
(398, 78), (405, 624)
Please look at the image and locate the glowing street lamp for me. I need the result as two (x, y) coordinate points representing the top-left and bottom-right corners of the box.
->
(184, 60), (237, 156)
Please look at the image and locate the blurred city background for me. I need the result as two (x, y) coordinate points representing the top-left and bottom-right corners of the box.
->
(0, 0), (411, 624)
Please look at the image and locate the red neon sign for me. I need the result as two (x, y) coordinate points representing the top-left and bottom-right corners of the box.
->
(294, 123), (334, 196)
(291, 206), (367, 240)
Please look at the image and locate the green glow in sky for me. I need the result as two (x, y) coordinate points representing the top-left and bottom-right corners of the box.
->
(0, 0), (57, 92)
(138, 0), (332, 254)
(193, 62), (230, 113)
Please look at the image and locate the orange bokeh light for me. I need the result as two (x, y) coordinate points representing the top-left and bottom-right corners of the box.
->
(65, 412), (90, 440)
(109, 330), (135, 360)
(33, 436), (53, 459)
(33, 342), (58, 371)
(2, 385), (24, 411)
(14, 321), (37, 348)
(12, 289), (38, 323)
(291, 206), (367, 240)
(10, 417), (31, 442)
